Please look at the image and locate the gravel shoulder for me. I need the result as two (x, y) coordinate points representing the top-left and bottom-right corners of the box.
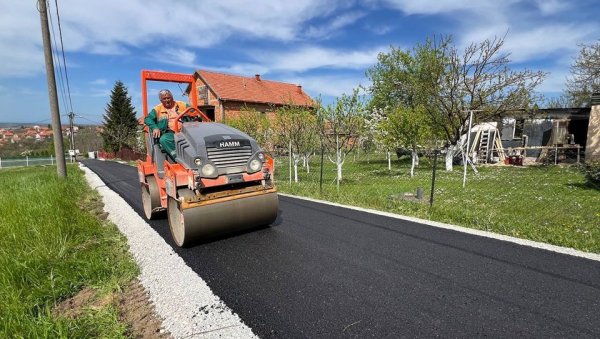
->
(82, 164), (257, 338)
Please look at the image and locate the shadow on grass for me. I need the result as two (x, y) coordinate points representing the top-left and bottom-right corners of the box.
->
(568, 182), (600, 191)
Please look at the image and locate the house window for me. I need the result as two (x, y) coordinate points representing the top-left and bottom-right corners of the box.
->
(501, 118), (515, 140)
(514, 119), (524, 139)
(198, 85), (208, 101)
(501, 118), (525, 140)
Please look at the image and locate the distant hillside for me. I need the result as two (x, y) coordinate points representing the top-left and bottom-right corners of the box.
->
(0, 123), (99, 128)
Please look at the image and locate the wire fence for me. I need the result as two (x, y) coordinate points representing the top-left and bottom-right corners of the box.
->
(504, 145), (584, 165)
(0, 156), (75, 169)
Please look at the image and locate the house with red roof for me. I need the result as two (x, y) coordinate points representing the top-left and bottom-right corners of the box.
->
(3, 130), (14, 140)
(190, 70), (314, 122)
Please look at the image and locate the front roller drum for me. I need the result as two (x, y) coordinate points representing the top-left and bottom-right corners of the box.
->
(168, 192), (279, 247)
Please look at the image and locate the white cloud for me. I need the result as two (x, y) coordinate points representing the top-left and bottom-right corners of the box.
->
(306, 11), (367, 38)
(286, 74), (368, 98)
(52, 0), (342, 49)
(460, 23), (595, 63)
(503, 25), (594, 62)
(159, 48), (198, 67)
(90, 79), (107, 86)
(0, 2), (44, 77)
(533, 0), (570, 15)
(381, 0), (518, 15)
(364, 24), (393, 35)
(252, 45), (385, 73)
(1, 0), (346, 77)
(207, 63), (270, 77)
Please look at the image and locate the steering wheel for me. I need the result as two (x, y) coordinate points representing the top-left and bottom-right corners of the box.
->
(174, 107), (202, 132)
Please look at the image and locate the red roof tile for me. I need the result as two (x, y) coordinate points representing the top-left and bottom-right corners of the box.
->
(196, 70), (314, 107)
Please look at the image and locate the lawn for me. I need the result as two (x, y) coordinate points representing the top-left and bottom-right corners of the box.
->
(0, 165), (138, 337)
(274, 152), (600, 254)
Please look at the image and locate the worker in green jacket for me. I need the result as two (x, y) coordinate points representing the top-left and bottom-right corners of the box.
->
(144, 89), (189, 160)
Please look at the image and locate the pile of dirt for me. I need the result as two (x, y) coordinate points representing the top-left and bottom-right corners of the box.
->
(118, 280), (170, 338)
(55, 280), (170, 338)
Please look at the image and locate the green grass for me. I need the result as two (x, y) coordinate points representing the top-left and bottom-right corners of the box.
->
(0, 165), (138, 337)
(275, 153), (600, 254)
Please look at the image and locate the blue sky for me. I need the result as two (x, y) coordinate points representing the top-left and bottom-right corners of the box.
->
(1, 0), (598, 124)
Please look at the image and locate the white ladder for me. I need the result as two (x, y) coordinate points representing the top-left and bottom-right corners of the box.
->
(478, 129), (491, 163)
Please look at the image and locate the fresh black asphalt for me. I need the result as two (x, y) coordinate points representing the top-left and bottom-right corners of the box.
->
(82, 159), (600, 338)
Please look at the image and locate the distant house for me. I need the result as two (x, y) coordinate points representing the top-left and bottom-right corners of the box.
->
(4, 130), (14, 141)
(188, 70), (314, 122)
(499, 107), (590, 154)
(24, 128), (37, 140)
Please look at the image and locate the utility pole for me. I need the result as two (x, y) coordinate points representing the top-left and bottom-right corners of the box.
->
(38, 0), (67, 177)
(68, 111), (75, 161)
(463, 110), (473, 188)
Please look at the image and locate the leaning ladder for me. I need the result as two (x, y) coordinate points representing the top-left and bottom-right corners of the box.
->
(478, 129), (491, 163)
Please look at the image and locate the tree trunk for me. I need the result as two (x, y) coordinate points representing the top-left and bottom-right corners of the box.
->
(445, 145), (455, 171)
(293, 154), (300, 182)
(410, 150), (418, 177)
(387, 150), (391, 170)
(336, 134), (341, 190)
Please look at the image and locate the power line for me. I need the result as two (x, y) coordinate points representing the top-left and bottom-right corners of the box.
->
(77, 116), (103, 125)
(46, 1), (68, 114)
(52, 0), (74, 114)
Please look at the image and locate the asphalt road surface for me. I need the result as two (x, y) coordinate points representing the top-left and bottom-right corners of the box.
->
(82, 159), (600, 338)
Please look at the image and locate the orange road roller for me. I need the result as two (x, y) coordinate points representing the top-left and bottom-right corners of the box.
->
(137, 70), (278, 247)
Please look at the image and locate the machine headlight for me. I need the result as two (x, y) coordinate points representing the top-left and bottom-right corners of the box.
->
(249, 159), (262, 172)
(257, 152), (265, 161)
(201, 164), (216, 177)
(194, 158), (202, 166)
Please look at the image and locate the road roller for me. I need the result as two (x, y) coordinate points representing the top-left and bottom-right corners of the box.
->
(136, 70), (278, 247)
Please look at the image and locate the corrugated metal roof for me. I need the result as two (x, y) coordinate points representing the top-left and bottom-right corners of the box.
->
(591, 92), (600, 106)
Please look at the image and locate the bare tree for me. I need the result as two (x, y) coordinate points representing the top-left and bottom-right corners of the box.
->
(318, 89), (366, 189)
(429, 35), (546, 170)
(566, 40), (600, 107)
(274, 105), (316, 182)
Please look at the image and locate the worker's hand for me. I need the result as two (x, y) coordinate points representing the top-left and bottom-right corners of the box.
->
(152, 128), (161, 138)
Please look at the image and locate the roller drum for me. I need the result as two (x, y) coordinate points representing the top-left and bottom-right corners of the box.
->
(169, 192), (278, 247)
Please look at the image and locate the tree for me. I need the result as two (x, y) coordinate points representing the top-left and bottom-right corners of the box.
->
(73, 126), (102, 153)
(383, 106), (432, 177)
(274, 105), (317, 182)
(318, 89), (366, 189)
(101, 81), (138, 152)
(226, 106), (272, 153)
(368, 35), (546, 171)
(366, 39), (442, 174)
(566, 40), (600, 107)
(431, 35), (545, 170)
(361, 108), (387, 166)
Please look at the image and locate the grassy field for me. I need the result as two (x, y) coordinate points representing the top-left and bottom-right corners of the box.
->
(0, 165), (138, 337)
(274, 152), (600, 254)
